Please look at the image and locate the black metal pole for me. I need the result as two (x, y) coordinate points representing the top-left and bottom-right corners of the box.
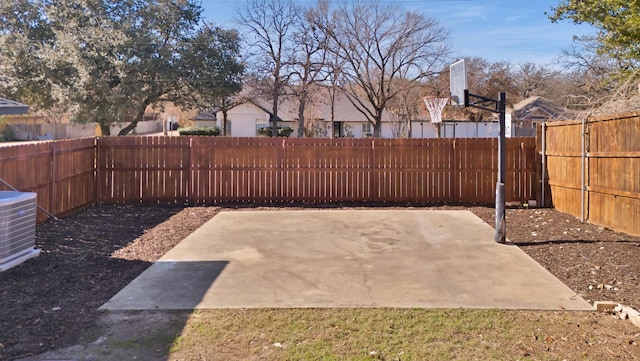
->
(495, 92), (506, 243)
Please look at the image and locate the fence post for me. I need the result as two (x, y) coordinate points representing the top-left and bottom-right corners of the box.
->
(520, 141), (524, 203)
(540, 123), (546, 207)
(581, 117), (587, 222)
(189, 137), (194, 203)
(452, 139), (458, 201)
(279, 138), (285, 202)
(371, 139), (376, 201)
(49, 141), (55, 217)
(95, 137), (101, 202)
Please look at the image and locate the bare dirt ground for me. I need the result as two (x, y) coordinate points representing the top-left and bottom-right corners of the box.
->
(0, 203), (639, 360)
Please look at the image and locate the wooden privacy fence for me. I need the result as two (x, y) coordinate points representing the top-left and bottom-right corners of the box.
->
(0, 136), (537, 221)
(541, 112), (640, 236)
(97, 136), (537, 205)
(0, 138), (96, 221)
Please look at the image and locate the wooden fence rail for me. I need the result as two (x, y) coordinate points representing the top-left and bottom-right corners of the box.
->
(0, 136), (537, 221)
(541, 112), (640, 236)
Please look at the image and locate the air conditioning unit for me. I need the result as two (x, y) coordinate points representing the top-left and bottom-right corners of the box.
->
(0, 191), (40, 272)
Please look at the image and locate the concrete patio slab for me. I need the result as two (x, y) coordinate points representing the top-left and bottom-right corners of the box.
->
(100, 210), (593, 311)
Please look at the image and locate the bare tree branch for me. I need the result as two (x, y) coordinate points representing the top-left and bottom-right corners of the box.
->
(309, 0), (449, 137)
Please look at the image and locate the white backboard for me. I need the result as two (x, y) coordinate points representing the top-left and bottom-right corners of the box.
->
(450, 59), (467, 107)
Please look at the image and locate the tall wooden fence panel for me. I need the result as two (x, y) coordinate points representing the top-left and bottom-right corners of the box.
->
(510, 137), (538, 203)
(543, 112), (640, 236)
(283, 138), (374, 202)
(543, 120), (584, 217)
(588, 113), (640, 235)
(191, 137), (285, 203)
(98, 136), (191, 202)
(97, 136), (536, 205)
(50, 138), (96, 216)
(0, 138), (96, 221)
(456, 138), (495, 203)
(372, 138), (458, 202)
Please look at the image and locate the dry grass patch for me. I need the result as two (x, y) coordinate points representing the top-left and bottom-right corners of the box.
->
(167, 309), (640, 360)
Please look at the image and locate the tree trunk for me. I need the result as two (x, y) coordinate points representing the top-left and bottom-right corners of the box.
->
(99, 122), (111, 136)
(118, 117), (139, 136)
(373, 111), (383, 137)
(297, 93), (307, 138)
(271, 91), (279, 137)
(330, 87), (335, 139)
(118, 100), (151, 136)
(222, 109), (229, 136)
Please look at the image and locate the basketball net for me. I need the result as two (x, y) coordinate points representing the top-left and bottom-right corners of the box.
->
(423, 96), (449, 124)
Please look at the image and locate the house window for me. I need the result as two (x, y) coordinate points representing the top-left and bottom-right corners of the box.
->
(362, 122), (371, 137)
(333, 122), (343, 138)
(226, 120), (232, 136)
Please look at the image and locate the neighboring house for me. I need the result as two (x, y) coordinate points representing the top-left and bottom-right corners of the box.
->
(3, 98), (165, 140)
(509, 96), (575, 136)
(192, 99), (297, 137)
(194, 91), (400, 138)
(190, 109), (217, 128)
(0, 98), (29, 115)
(192, 93), (507, 139)
(315, 94), (396, 138)
(195, 91), (565, 139)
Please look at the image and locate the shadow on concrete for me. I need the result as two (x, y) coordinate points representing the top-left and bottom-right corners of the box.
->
(100, 261), (228, 310)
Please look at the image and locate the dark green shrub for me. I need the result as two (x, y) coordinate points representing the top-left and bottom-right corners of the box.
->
(178, 126), (221, 136)
(257, 126), (294, 137)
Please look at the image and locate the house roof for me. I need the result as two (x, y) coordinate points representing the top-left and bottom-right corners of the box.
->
(314, 92), (394, 123)
(192, 97), (297, 122)
(249, 97), (298, 121)
(191, 109), (217, 121)
(274, 89), (394, 123)
(0, 98), (29, 115)
(510, 96), (575, 121)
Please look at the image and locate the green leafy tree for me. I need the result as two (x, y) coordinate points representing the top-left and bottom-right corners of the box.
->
(549, 1), (640, 70)
(177, 24), (245, 136)
(550, 2), (640, 112)
(0, 0), (242, 136)
(58, 0), (202, 136)
(0, 0), (71, 123)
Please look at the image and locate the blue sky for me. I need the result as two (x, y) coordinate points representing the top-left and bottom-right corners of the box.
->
(201, 0), (595, 66)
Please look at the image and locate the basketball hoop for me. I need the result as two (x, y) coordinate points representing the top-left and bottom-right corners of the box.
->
(423, 96), (449, 124)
